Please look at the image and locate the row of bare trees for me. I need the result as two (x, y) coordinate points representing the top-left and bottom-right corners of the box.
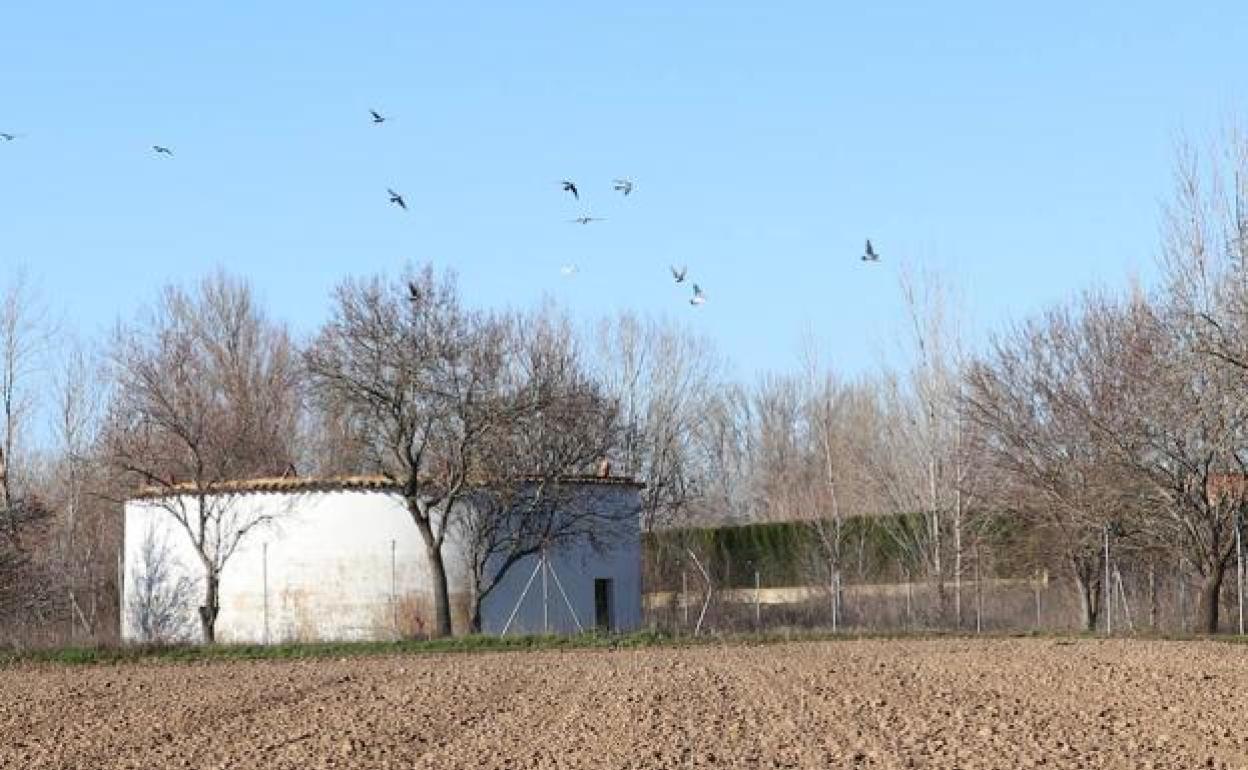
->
(2, 129), (1246, 644)
(600, 131), (1248, 636)
(0, 265), (630, 644)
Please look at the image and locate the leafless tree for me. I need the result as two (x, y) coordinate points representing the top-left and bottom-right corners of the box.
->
(1137, 129), (1248, 632)
(48, 341), (112, 640)
(306, 266), (540, 637)
(864, 266), (967, 623)
(693, 383), (756, 525)
(964, 294), (1146, 629)
(594, 313), (722, 532)
(106, 271), (302, 643)
(1160, 128), (1248, 372)
(1117, 299), (1248, 634)
(0, 272), (54, 632)
(456, 309), (625, 632)
(794, 344), (885, 628)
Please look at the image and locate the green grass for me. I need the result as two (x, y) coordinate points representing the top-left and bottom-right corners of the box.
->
(0, 629), (684, 668)
(3, 626), (1240, 669)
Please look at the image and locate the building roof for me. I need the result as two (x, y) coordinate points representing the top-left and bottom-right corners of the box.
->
(132, 473), (643, 499)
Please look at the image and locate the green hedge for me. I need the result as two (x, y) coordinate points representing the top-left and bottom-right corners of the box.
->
(645, 515), (923, 589)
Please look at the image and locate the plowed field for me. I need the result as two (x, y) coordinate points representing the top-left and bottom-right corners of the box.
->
(3, 638), (1247, 769)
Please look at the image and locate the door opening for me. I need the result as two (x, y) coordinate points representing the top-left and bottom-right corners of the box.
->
(594, 578), (614, 631)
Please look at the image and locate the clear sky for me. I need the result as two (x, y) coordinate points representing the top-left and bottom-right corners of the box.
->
(2, 2), (1245, 378)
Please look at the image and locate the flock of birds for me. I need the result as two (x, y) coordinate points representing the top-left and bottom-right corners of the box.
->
(555, 175), (715, 305)
(1, 114), (885, 309)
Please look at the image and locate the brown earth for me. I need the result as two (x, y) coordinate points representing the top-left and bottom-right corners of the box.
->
(2, 638), (1248, 769)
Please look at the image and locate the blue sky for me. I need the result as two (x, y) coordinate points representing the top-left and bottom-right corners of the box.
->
(2, 2), (1245, 378)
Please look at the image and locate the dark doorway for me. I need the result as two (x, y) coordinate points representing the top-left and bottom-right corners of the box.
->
(594, 578), (614, 631)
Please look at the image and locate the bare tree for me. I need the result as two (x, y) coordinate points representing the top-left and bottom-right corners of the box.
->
(456, 309), (625, 632)
(305, 266), (532, 638)
(1117, 301), (1248, 634)
(106, 271), (301, 643)
(964, 295), (1146, 630)
(0, 272), (54, 632)
(1141, 130), (1248, 633)
(594, 313), (722, 532)
(1160, 129), (1248, 371)
(49, 341), (111, 640)
(865, 267), (967, 623)
(795, 345), (884, 629)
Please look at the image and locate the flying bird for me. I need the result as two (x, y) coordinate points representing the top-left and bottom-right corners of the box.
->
(560, 264), (579, 277)
(671, 265), (687, 283)
(370, 109), (387, 124)
(690, 284), (706, 306)
(408, 281), (420, 301)
(152, 145), (173, 156)
(862, 239), (880, 262)
(387, 188), (407, 210)
(613, 178), (634, 196)
(569, 216), (605, 225)
(0, 133), (19, 142)
(561, 180), (579, 200)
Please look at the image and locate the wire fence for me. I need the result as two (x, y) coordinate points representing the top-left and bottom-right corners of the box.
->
(642, 549), (1248, 638)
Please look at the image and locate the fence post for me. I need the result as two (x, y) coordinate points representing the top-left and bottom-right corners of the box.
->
(1034, 572), (1042, 631)
(117, 547), (124, 634)
(904, 565), (913, 631)
(831, 567), (839, 634)
(542, 551), (550, 634)
(1104, 525), (1112, 637)
(754, 568), (761, 630)
(681, 570), (689, 629)
(391, 539), (398, 639)
(1237, 512), (1245, 637)
(974, 541), (982, 634)
(1177, 557), (1186, 632)
(262, 542), (269, 645)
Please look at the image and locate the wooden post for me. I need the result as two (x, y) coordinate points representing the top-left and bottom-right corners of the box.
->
(1104, 525), (1112, 637)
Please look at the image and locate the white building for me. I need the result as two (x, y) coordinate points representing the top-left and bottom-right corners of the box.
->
(121, 476), (643, 644)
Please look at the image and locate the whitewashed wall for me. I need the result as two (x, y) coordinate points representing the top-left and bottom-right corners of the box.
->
(121, 484), (641, 644)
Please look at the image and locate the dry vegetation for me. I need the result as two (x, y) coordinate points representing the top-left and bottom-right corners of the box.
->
(3, 638), (1248, 769)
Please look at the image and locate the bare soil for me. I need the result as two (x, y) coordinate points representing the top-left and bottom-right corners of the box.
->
(3, 638), (1248, 769)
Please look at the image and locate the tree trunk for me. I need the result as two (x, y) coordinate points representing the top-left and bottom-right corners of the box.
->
(198, 572), (219, 644)
(466, 577), (484, 635)
(1073, 559), (1100, 632)
(1194, 561), (1227, 635)
(408, 499), (455, 638)
(424, 542), (454, 637)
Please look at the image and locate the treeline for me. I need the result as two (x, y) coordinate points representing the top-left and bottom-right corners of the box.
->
(2, 131), (1246, 644)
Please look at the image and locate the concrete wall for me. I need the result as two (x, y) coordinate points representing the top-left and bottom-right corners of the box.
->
(121, 484), (641, 644)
